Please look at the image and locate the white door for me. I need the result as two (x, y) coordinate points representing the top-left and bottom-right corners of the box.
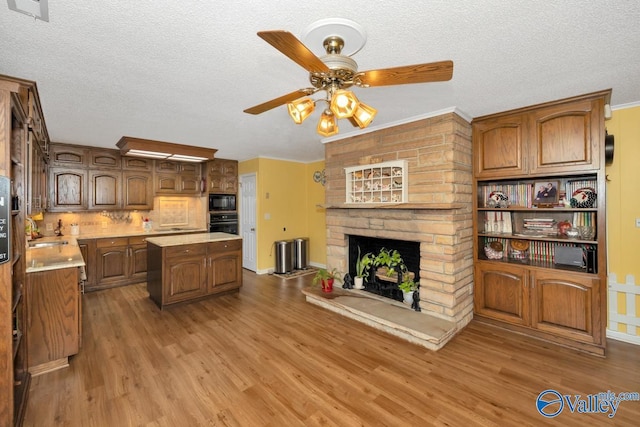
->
(240, 173), (257, 271)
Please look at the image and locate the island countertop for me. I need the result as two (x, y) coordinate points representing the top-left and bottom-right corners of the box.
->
(145, 232), (241, 247)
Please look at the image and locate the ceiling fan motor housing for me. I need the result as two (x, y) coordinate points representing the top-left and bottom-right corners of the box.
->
(310, 54), (358, 89)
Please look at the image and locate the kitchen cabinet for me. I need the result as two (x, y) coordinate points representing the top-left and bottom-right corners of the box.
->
(122, 156), (153, 171)
(77, 239), (94, 290)
(94, 236), (155, 290)
(88, 169), (122, 210)
(122, 171), (153, 210)
(472, 90), (609, 355)
(206, 158), (238, 193)
(2, 76), (32, 426)
(26, 130), (48, 215)
(26, 267), (81, 376)
(155, 161), (202, 194)
(49, 167), (88, 211)
(49, 143), (89, 167)
(89, 148), (121, 169)
(147, 236), (242, 309)
(206, 239), (242, 292)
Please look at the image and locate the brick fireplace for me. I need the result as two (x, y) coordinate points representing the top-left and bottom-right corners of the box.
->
(323, 111), (474, 331)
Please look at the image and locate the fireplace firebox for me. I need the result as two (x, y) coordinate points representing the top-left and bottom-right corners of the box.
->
(348, 235), (420, 302)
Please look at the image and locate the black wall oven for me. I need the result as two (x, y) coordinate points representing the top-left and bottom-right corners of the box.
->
(209, 193), (236, 212)
(209, 213), (238, 234)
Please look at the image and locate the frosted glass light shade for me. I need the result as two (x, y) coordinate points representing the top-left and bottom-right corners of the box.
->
(351, 102), (377, 128)
(317, 110), (339, 137)
(287, 98), (315, 124)
(330, 90), (359, 118)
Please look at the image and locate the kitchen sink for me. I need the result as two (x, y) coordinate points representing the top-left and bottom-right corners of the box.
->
(28, 240), (69, 248)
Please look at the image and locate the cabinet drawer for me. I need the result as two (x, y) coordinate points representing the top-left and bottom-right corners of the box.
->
(165, 244), (206, 259)
(208, 239), (241, 253)
(129, 235), (152, 245)
(96, 237), (128, 248)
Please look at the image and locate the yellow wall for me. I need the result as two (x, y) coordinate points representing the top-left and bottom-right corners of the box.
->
(605, 105), (640, 335)
(239, 158), (326, 272)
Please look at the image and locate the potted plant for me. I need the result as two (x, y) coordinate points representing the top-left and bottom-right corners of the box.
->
(398, 277), (418, 304)
(374, 248), (409, 282)
(312, 268), (340, 293)
(354, 246), (373, 290)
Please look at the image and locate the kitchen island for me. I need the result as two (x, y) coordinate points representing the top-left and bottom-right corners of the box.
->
(146, 233), (242, 309)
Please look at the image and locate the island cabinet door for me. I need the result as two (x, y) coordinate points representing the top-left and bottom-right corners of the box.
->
(206, 240), (242, 293)
(164, 245), (207, 304)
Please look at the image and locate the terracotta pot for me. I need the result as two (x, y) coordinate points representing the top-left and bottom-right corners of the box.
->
(322, 278), (334, 293)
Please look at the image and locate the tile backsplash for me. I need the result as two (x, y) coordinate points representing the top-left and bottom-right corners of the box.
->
(36, 196), (207, 237)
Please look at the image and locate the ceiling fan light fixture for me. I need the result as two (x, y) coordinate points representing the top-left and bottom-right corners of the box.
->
(317, 109), (338, 137)
(351, 102), (377, 128)
(330, 89), (359, 118)
(287, 97), (315, 124)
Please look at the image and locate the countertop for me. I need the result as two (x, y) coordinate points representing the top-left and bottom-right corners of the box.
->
(71, 227), (208, 240)
(145, 232), (241, 247)
(26, 236), (86, 273)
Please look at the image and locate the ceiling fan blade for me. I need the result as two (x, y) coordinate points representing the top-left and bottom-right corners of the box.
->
(243, 89), (314, 115)
(258, 30), (330, 73)
(357, 60), (453, 87)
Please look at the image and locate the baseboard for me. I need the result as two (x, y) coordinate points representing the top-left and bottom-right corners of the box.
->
(607, 329), (640, 346)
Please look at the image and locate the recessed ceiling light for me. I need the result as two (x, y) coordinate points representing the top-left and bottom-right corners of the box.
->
(7, 0), (49, 22)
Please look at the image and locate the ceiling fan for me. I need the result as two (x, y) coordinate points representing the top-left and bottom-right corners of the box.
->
(244, 19), (454, 137)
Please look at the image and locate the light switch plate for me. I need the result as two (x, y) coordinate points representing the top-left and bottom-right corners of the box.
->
(636, 218), (640, 228)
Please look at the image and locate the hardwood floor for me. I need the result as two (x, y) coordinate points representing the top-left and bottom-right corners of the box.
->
(24, 270), (640, 426)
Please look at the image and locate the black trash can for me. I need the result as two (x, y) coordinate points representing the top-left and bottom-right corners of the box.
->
(293, 237), (309, 270)
(274, 240), (293, 273)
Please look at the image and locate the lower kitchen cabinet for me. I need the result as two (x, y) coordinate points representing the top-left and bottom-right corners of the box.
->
(147, 239), (242, 309)
(474, 261), (603, 354)
(91, 236), (154, 291)
(26, 267), (81, 376)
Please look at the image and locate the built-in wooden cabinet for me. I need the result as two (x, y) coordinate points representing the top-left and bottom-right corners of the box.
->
(89, 148), (121, 169)
(26, 267), (81, 376)
(88, 169), (122, 210)
(49, 143), (89, 167)
(122, 171), (153, 210)
(93, 236), (155, 290)
(147, 239), (242, 309)
(49, 167), (88, 211)
(26, 131), (48, 215)
(206, 159), (238, 193)
(472, 90), (610, 356)
(2, 76), (34, 426)
(155, 160), (202, 194)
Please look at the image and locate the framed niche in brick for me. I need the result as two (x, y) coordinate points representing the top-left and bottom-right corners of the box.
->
(345, 160), (407, 204)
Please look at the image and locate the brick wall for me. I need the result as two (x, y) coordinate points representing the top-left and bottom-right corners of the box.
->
(324, 112), (474, 328)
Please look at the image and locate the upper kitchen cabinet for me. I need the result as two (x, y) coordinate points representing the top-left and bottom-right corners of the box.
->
(88, 169), (122, 210)
(49, 168), (88, 211)
(207, 159), (238, 194)
(122, 156), (153, 171)
(89, 148), (121, 169)
(154, 160), (202, 195)
(473, 91), (608, 179)
(50, 143), (89, 167)
(122, 171), (153, 210)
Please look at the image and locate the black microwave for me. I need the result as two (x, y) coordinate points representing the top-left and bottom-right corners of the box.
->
(209, 193), (236, 211)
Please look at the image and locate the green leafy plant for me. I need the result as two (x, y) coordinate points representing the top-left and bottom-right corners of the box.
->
(373, 247), (407, 278)
(398, 277), (418, 293)
(312, 268), (341, 287)
(355, 246), (374, 279)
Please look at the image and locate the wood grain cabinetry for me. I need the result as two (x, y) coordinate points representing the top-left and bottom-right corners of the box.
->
(88, 169), (122, 210)
(472, 90), (610, 356)
(26, 267), (81, 376)
(147, 239), (242, 309)
(93, 236), (154, 290)
(1, 77), (34, 426)
(49, 143), (88, 167)
(26, 131), (48, 215)
(122, 171), (153, 210)
(89, 148), (121, 169)
(206, 159), (238, 193)
(155, 160), (202, 194)
(49, 167), (88, 211)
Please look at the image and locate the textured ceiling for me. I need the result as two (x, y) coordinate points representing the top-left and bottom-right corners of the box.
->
(2, 1), (639, 162)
